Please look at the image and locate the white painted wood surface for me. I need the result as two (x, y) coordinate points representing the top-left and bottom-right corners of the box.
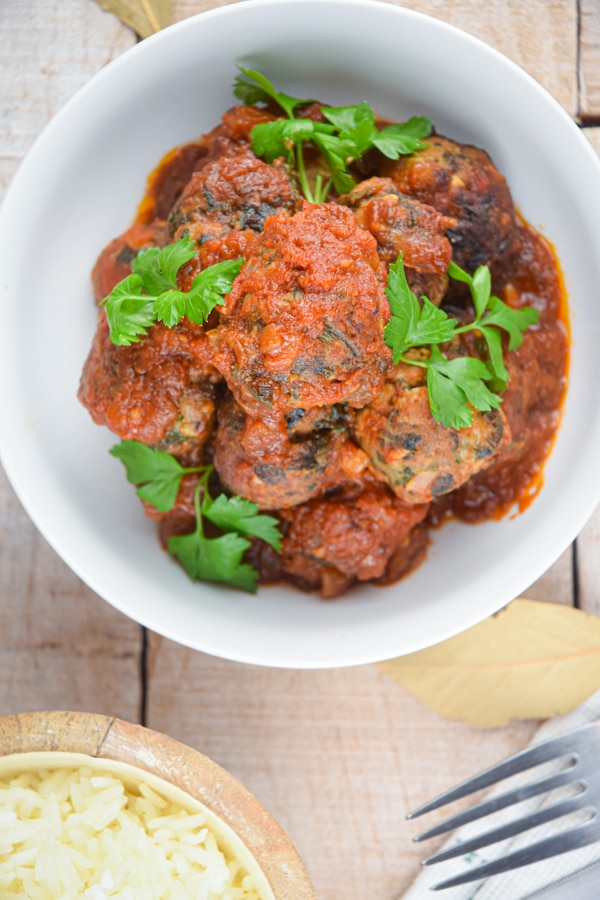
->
(0, 2), (598, 898)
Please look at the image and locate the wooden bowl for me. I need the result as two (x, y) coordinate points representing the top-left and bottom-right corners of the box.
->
(0, 710), (316, 900)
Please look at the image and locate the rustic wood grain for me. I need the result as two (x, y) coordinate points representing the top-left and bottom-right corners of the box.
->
(579, 0), (600, 119)
(0, 0), (141, 721)
(0, 471), (142, 720)
(0, 0), (135, 199)
(0, 711), (317, 900)
(145, 639), (541, 900)
(378, 0), (578, 114)
(579, 504), (600, 615)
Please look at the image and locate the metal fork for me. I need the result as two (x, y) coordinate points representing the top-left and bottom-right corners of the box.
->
(408, 723), (600, 891)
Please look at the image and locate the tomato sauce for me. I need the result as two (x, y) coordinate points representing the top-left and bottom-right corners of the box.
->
(79, 103), (569, 597)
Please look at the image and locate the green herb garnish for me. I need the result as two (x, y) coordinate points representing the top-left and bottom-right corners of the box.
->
(111, 440), (282, 592)
(233, 68), (431, 202)
(100, 236), (244, 345)
(383, 254), (540, 429)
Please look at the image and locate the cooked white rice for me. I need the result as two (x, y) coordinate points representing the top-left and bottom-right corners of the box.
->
(0, 765), (262, 899)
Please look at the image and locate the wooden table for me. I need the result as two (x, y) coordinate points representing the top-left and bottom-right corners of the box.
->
(1, 2), (599, 897)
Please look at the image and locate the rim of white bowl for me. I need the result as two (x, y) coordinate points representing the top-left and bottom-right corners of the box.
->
(1, 0), (600, 668)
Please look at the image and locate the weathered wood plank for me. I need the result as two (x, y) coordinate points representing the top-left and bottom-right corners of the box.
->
(0, 0), (141, 719)
(146, 638), (540, 900)
(374, 0), (577, 114)
(579, 504), (600, 615)
(0, 470), (142, 720)
(0, 0), (135, 200)
(579, 0), (600, 118)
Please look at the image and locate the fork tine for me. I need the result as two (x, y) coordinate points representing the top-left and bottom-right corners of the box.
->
(408, 725), (595, 820)
(423, 793), (589, 864)
(431, 818), (600, 891)
(414, 767), (581, 842)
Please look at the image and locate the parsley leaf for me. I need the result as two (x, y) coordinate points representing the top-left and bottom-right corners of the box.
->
(448, 260), (540, 351)
(99, 274), (156, 346)
(482, 295), (540, 351)
(383, 253), (456, 362)
(163, 257), (245, 328)
(321, 102), (377, 156)
(235, 69), (432, 202)
(427, 347), (501, 428)
(234, 67), (310, 119)
(131, 237), (197, 294)
(109, 440), (203, 512)
(249, 118), (330, 163)
(371, 117), (432, 158)
(384, 255), (539, 429)
(168, 473), (262, 593)
(310, 132), (359, 193)
(169, 527), (258, 593)
(110, 442), (283, 592)
(203, 493), (282, 551)
(100, 238), (243, 344)
(322, 105), (431, 160)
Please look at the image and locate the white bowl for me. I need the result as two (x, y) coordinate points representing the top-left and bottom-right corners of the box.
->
(1, 0), (600, 668)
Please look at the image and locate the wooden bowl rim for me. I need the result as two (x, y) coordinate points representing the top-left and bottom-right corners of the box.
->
(0, 711), (316, 900)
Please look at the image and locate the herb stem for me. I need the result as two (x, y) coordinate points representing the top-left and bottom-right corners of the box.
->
(453, 322), (480, 336)
(193, 481), (204, 538)
(193, 467), (213, 539)
(313, 175), (333, 204)
(399, 353), (431, 368)
(294, 140), (314, 202)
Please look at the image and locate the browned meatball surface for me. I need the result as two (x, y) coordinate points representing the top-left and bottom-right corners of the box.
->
(279, 480), (429, 597)
(354, 380), (509, 505)
(209, 202), (392, 417)
(78, 314), (220, 456)
(213, 395), (350, 509)
(168, 148), (300, 245)
(340, 176), (456, 305)
(340, 176), (455, 271)
(383, 135), (518, 271)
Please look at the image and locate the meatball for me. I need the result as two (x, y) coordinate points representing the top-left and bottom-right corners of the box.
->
(138, 142), (213, 224)
(197, 104), (281, 164)
(382, 136), (518, 271)
(213, 395), (352, 509)
(354, 379), (509, 505)
(78, 313), (220, 457)
(339, 176), (455, 304)
(168, 148), (300, 245)
(209, 202), (392, 417)
(279, 480), (429, 598)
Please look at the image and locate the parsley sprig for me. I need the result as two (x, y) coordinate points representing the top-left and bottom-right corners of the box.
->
(111, 440), (282, 592)
(233, 68), (431, 202)
(383, 255), (540, 429)
(100, 236), (243, 345)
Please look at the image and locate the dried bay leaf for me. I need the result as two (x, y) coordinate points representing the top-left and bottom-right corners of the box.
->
(96, 0), (172, 39)
(379, 599), (600, 727)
